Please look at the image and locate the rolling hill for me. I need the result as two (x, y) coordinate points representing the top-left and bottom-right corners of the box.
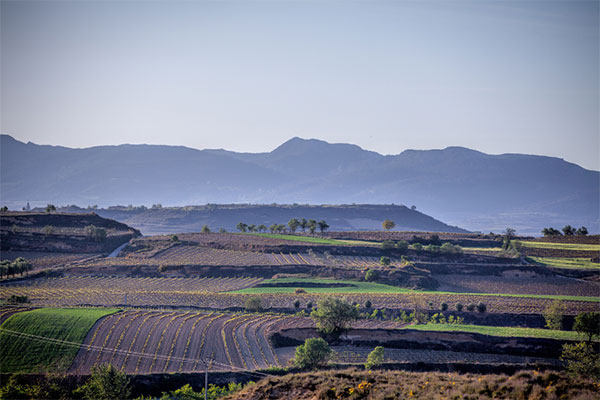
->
(1, 135), (597, 234)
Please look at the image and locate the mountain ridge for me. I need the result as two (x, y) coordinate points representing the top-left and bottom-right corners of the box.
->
(1, 134), (597, 235)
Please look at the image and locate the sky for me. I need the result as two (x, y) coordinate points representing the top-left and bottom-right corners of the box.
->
(1, 0), (598, 170)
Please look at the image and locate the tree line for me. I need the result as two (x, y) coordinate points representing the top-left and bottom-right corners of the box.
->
(236, 218), (329, 234)
(542, 225), (588, 236)
(0, 257), (32, 279)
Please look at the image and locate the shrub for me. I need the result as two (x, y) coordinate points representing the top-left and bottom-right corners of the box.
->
(477, 302), (487, 313)
(306, 301), (313, 309)
(295, 288), (307, 294)
(364, 300), (372, 309)
(440, 302), (448, 311)
(74, 364), (130, 400)
(245, 297), (263, 312)
(456, 303), (463, 312)
(411, 243), (422, 251)
(170, 235), (179, 242)
(293, 338), (331, 369)
(396, 240), (409, 252)
(379, 256), (391, 266)
(543, 300), (566, 330)
(293, 300), (301, 309)
(466, 303), (476, 312)
(365, 269), (379, 282)
(365, 346), (385, 370)
(381, 240), (395, 251)
(561, 342), (600, 379)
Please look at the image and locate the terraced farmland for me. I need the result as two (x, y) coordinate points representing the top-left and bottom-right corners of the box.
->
(71, 311), (303, 373)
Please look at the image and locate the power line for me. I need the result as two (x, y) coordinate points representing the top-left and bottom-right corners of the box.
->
(0, 327), (275, 379)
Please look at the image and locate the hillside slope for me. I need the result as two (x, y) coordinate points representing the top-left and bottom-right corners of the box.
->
(1, 135), (597, 234)
(60, 204), (467, 235)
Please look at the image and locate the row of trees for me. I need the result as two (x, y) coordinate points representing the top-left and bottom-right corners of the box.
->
(236, 218), (330, 234)
(542, 225), (589, 236)
(0, 258), (32, 279)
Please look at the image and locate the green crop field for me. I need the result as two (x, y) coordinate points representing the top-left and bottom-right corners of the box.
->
(520, 241), (600, 251)
(404, 323), (591, 341)
(529, 256), (600, 270)
(231, 277), (600, 302)
(248, 233), (350, 245)
(249, 233), (349, 245)
(0, 307), (119, 373)
(462, 247), (501, 252)
(232, 277), (412, 294)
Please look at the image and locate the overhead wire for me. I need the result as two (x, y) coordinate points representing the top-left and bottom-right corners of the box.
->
(0, 327), (276, 379)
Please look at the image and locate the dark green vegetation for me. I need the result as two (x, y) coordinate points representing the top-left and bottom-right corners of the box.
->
(0, 308), (119, 373)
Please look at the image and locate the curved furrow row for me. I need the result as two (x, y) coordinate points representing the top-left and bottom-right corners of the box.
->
(134, 312), (177, 374)
(71, 311), (122, 374)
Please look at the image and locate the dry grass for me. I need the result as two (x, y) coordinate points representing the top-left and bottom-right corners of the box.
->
(226, 368), (600, 400)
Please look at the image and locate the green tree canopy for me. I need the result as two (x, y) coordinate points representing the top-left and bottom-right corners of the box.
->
(310, 297), (359, 334)
(382, 219), (395, 231)
(365, 346), (385, 370)
(74, 364), (131, 400)
(574, 312), (600, 342)
(293, 337), (331, 369)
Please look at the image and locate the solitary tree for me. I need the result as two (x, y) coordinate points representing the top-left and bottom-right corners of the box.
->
(576, 226), (589, 236)
(293, 337), (331, 369)
(379, 256), (391, 266)
(288, 218), (300, 233)
(574, 312), (600, 342)
(45, 204), (56, 213)
(543, 300), (566, 330)
(562, 225), (576, 236)
(382, 219), (395, 231)
(365, 346), (385, 370)
(236, 222), (248, 233)
(317, 220), (329, 233)
(201, 225), (211, 233)
(310, 297), (360, 334)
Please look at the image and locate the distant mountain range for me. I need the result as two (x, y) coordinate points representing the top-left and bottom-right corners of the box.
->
(1, 134), (597, 235)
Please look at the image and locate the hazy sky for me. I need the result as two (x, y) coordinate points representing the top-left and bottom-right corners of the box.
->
(1, 0), (598, 170)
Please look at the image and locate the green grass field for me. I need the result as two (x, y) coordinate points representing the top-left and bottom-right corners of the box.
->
(0, 307), (119, 373)
(233, 277), (412, 294)
(248, 233), (350, 245)
(230, 277), (600, 302)
(462, 247), (501, 252)
(520, 241), (600, 251)
(528, 256), (600, 270)
(404, 323), (590, 341)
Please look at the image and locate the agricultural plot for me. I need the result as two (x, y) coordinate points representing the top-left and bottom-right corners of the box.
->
(0, 276), (263, 307)
(0, 307), (119, 373)
(529, 257), (600, 270)
(0, 251), (101, 271)
(1, 276), (598, 313)
(70, 310), (291, 373)
(328, 346), (561, 367)
(433, 274), (600, 297)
